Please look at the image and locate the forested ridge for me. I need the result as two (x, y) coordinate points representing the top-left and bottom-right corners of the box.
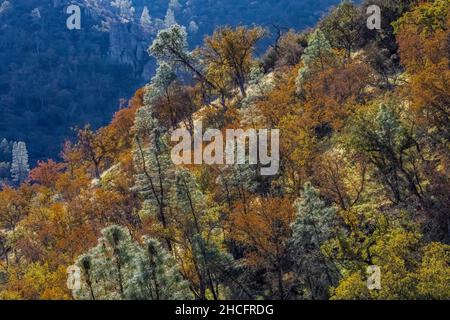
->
(0, 0), (449, 300)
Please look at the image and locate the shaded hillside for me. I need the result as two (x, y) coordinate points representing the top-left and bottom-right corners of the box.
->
(0, 0), (341, 165)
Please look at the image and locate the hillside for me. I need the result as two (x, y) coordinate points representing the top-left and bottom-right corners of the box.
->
(0, 0), (449, 300)
(0, 0), (341, 167)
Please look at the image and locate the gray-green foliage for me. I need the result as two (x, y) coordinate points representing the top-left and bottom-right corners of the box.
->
(351, 103), (422, 203)
(172, 168), (208, 233)
(146, 62), (177, 102)
(133, 104), (174, 225)
(10, 141), (29, 184)
(148, 24), (191, 69)
(172, 168), (234, 299)
(291, 182), (337, 299)
(296, 29), (335, 91)
(126, 237), (192, 300)
(148, 24), (214, 90)
(217, 164), (259, 200)
(74, 225), (192, 300)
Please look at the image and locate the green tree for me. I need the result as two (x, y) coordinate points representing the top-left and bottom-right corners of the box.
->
(133, 104), (175, 251)
(149, 24), (216, 90)
(350, 103), (424, 204)
(74, 226), (192, 300)
(291, 183), (338, 299)
(319, 1), (365, 56)
(75, 226), (141, 300)
(296, 29), (336, 92)
(126, 237), (192, 300)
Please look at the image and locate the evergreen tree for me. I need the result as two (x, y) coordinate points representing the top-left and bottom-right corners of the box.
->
(140, 6), (152, 31)
(75, 225), (140, 300)
(133, 104), (175, 250)
(0, 139), (10, 163)
(172, 168), (228, 300)
(149, 24), (189, 67)
(188, 20), (199, 34)
(168, 0), (182, 12)
(126, 237), (192, 300)
(291, 182), (338, 299)
(296, 29), (335, 91)
(146, 62), (177, 102)
(164, 8), (177, 28)
(74, 226), (192, 300)
(110, 0), (135, 24)
(149, 25), (216, 90)
(10, 141), (29, 184)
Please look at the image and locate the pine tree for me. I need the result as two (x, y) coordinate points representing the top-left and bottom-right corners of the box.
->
(75, 225), (139, 299)
(296, 29), (335, 91)
(149, 24), (216, 89)
(74, 226), (192, 300)
(10, 141), (29, 184)
(164, 8), (177, 28)
(172, 168), (234, 300)
(133, 104), (175, 250)
(140, 6), (152, 30)
(111, 0), (135, 24)
(146, 62), (177, 102)
(188, 20), (199, 34)
(149, 24), (189, 66)
(126, 237), (192, 300)
(168, 0), (182, 12)
(0, 138), (10, 162)
(291, 182), (338, 299)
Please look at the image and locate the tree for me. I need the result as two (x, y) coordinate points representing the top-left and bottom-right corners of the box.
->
(164, 8), (177, 28)
(10, 141), (30, 184)
(149, 25), (214, 89)
(262, 29), (306, 70)
(171, 168), (231, 300)
(417, 242), (450, 299)
(76, 125), (119, 179)
(296, 29), (336, 91)
(393, 0), (450, 146)
(291, 182), (338, 299)
(0, 138), (10, 162)
(110, 0), (135, 24)
(350, 103), (424, 204)
(188, 20), (199, 34)
(133, 105), (174, 251)
(146, 62), (177, 103)
(140, 6), (152, 31)
(29, 159), (64, 189)
(168, 0), (181, 12)
(126, 237), (192, 300)
(319, 1), (366, 56)
(332, 227), (450, 300)
(227, 197), (295, 299)
(74, 225), (192, 300)
(199, 26), (265, 98)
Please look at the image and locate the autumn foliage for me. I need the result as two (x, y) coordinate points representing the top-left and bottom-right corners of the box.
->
(0, 0), (449, 300)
